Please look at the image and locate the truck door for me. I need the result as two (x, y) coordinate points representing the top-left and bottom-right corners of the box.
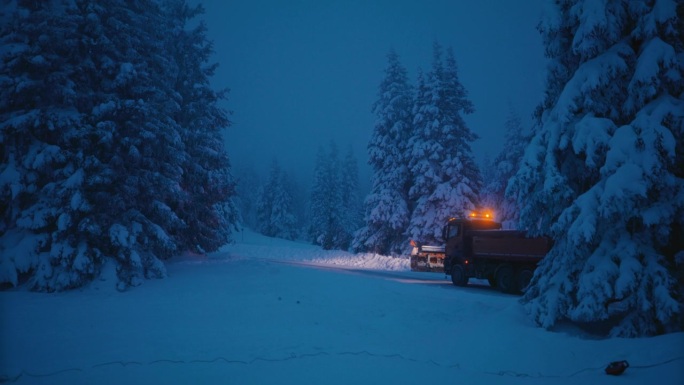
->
(444, 222), (463, 273)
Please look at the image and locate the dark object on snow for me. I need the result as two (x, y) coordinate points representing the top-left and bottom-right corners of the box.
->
(605, 360), (629, 375)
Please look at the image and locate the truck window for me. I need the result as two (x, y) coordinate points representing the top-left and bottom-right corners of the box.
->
(447, 224), (460, 239)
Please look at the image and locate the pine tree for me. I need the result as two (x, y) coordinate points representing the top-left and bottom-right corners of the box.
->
(271, 170), (298, 240)
(353, 49), (413, 255)
(406, 43), (481, 245)
(287, 173), (308, 235)
(0, 0), (237, 291)
(0, 0), (97, 290)
(165, 0), (239, 254)
(337, 147), (362, 250)
(478, 155), (497, 210)
(256, 162), (277, 237)
(233, 164), (261, 229)
(510, 0), (683, 336)
(482, 108), (529, 229)
(74, 0), (188, 288)
(256, 159), (297, 240)
(309, 143), (343, 250)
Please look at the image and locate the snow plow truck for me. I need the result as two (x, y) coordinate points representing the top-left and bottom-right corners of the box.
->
(410, 210), (552, 293)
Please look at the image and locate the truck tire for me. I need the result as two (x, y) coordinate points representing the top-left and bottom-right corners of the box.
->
(450, 265), (468, 287)
(495, 265), (516, 293)
(517, 268), (534, 293)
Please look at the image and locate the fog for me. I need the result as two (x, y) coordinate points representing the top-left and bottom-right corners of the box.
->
(195, 0), (547, 191)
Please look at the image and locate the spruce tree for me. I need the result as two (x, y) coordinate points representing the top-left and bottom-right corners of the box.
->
(510, 0), (683, 336)
(271, 170), (298, 240)
(482, 108), (529, 229)
(0, 0), (237, 291)
(309, 143), (342, 250)
(76, 0), (187, 288)
(234, 164), (261, 229)
(406, 43), (481, 245)
(0, 0), (96, 290)
(256, 159), (297, 240)
(338, 147), (361, 250)
(255, 161), (278, 237)
(478, 155), (497, 211)
(165, 0), (239, 254)
(353, 49), (413, 255)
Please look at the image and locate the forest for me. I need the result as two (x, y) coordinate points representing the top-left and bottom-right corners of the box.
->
(0, 0), (682, 337)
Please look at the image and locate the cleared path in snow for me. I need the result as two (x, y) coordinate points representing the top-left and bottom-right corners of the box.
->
(2, 231), (683, 384)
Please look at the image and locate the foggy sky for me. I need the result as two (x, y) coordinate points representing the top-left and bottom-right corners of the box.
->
(195, 0), (547, 190)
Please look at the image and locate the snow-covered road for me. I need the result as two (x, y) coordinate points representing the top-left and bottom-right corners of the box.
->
(1, 230), (683, 384)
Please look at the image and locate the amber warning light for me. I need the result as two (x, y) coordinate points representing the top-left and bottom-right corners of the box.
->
(468, 210), (495, 220)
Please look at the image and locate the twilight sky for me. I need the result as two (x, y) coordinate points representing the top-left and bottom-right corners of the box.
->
(195, 0), (548, 190)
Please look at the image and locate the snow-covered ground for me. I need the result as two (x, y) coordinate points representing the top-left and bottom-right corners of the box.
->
(1, 229), (682, 384)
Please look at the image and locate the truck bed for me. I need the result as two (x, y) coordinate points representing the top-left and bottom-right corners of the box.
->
(471, 232), (551, 259)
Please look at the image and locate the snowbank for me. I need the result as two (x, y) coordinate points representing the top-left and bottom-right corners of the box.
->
(215, 228), (410, 271)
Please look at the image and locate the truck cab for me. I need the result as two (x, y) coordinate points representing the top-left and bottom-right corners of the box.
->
(443, 213), (502, 269)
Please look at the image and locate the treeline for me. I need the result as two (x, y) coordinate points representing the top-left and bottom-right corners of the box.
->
(235, 42), (520, 254)
(352, 43), (483, 255)
(234, 142), (362, 250)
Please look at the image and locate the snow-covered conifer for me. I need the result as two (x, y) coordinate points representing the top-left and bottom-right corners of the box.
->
(0, 0), (237, 291)
(511, 0), (683, 336)
(165, 0), (239, 253)
(256, 164), (276, 237)
(478, 155), (497, 209)
(271, 170), (299, 240)
(233, 165), (261, 229)
(337, 147), (362, 250)
(0, 1), (97, 290)
(482, 108), (530, 229)
(74, 0), (188, 288)
(353, 49), (413, 255)
(406, 43), (481, 245)
(309, 143), (343, 250)
(256, 160), (297, 240)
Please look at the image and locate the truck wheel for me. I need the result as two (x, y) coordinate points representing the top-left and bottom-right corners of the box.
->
(495, 265), (516, 293)
(450, 265), (468, 287)
(517, 268), (534, 293)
